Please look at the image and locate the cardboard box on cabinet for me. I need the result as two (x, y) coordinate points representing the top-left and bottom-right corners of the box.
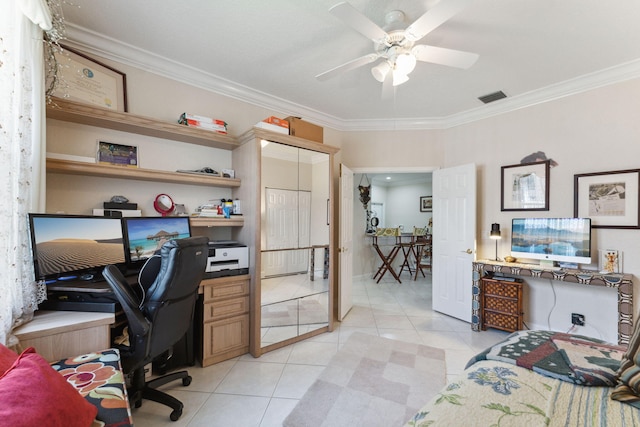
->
(285, 117), (323, 143)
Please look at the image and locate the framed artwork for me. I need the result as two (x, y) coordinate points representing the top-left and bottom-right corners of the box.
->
(501, 160), (550, 211)
(420, 196), (432, 212)
(97, 141), (138, 168)
(52, 45), (128, 112)
(574, 169), (640, 229)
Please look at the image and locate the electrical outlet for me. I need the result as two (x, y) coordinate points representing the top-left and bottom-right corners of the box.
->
(571, 313), (585, 326)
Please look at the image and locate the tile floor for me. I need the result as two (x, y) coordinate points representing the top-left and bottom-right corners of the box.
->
(132, 273), (509, 426)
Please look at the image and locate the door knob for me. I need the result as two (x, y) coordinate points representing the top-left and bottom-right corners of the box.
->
(462, 249), (472, 254)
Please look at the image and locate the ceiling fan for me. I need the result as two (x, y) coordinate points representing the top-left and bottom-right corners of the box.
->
(316, 0), (479, 88)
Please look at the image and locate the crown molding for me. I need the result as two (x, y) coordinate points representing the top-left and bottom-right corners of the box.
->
(65, 24), (640, 133)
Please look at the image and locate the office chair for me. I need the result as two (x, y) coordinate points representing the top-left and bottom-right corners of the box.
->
(103, 236), (208, 421)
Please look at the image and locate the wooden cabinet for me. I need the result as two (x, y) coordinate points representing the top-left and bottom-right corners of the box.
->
(480, 277), (524, 333)
(198, 275), (250, 366)
(13, 311), (115, 362)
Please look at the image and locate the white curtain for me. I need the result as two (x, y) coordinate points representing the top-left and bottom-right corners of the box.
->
(0, 0), (51, 346)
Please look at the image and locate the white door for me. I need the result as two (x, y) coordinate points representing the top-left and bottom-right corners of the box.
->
(432, 163), (476, 322)
(339, 164), (354, 320)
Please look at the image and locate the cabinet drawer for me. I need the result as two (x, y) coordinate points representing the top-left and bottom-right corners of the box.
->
(483, 311), (520, 332)
(203, 296), (249, 322)
(483, 280), (521, 298)
(201, 314), (249, 366)
(483, 296), (519, 314)
(201, 278), (249, 301)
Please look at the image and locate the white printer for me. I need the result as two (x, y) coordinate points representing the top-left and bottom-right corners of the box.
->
(204, 241), (249, 278)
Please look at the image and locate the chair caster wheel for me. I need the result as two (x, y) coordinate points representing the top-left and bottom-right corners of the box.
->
(182, 375), (192, 386)
(170, 408), (182, 421)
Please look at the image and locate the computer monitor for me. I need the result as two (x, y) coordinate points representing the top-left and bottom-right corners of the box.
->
(28, 213), (127, 282)
(122, 216), (192, 267)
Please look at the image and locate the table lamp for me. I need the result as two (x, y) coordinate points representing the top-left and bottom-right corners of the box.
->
(490, 223), (501, 261)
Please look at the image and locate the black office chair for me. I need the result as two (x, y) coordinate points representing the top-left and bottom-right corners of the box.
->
(103, 236), (208, 421)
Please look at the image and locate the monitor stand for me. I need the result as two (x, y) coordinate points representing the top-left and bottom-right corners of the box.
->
(539, 259), (556, 269)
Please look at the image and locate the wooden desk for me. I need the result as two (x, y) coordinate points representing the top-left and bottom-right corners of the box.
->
(14, 310), (115, 362)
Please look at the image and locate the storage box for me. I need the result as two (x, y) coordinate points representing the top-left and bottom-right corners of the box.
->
(285, 117), (323, 143)
(263, 116), (289, 128)
(254, 121), (289, 134)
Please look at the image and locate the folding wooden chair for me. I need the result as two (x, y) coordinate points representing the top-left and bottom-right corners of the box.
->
(371, 227), (402, 283)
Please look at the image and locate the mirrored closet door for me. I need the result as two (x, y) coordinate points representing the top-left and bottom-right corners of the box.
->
(259, 140), (332, 352)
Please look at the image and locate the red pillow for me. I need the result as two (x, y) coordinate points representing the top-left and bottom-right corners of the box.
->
(0, 344), (18, 375)
(0, 347), (97, 427)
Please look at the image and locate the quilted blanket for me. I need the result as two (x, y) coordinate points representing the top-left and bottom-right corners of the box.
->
(405, 330), (638, 427)
(405, 360), (640, 427)
(466, 330), (626, 386)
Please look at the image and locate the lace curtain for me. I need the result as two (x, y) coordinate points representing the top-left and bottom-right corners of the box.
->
(0, 0), (51, 346)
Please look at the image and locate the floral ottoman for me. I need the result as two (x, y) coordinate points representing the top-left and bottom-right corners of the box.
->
(51, 348), (133, 427)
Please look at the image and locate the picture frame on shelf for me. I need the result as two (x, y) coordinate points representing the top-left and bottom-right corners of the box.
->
(420, 196), (432, 212)
(501, 160), (550, 211)
(97, 141), (138, 168)
(574, 168), (640, 229)
(598, 249), (622, 274)
(52, 45), (128, 112)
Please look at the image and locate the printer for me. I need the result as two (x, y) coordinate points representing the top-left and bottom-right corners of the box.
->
(204, 241), (249, 278)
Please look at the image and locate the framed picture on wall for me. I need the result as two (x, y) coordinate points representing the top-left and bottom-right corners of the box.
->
(420, 196), (432, 212)
(501, 160), (550, 211)
(574, 169), (640, 229)
(51, 45), (128, 112)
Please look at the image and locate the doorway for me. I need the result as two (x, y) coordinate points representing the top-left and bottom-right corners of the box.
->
(349, 168), (435, 280)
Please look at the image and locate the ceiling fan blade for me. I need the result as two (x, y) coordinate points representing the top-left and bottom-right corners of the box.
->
(316, 53), (380, 81)
(329, 2), (388, 43)
(412, 44), (478, 69)
(405, 0), (472, 42)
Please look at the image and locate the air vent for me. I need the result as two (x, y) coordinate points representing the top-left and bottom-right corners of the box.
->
(478, 90), (507, 104)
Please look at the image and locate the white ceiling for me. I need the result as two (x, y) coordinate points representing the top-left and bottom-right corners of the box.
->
(59, 0), (640, 131)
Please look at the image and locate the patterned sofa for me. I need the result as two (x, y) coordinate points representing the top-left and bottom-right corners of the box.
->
(0, 344), (133, 427)
(405, 330), (640, 426)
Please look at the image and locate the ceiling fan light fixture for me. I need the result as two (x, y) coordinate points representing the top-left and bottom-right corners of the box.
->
(371, 61), (391, 82)
(392, 71), (409, 86)
(395, 52), (417, 75)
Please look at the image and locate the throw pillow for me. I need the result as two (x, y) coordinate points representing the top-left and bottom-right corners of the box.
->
(611, 317), (640, 408)
(0, 347), (97, 427)
(0, 344), (18, 375)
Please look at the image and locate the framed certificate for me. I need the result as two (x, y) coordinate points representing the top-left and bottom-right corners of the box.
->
(53, 45), (128, 112)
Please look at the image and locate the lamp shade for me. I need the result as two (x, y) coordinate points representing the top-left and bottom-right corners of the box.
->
(371, 61), (391, 82)
(490, 223), (501, 239)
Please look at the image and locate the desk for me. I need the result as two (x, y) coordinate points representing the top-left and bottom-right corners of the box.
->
(13, 310), (115, 362)
(472, 260), (633, 345)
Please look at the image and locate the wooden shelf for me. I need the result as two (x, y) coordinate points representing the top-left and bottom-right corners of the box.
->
(47, 97), (240, 151)
(47, 158), (241, 188)
(190, 216), (244, 227)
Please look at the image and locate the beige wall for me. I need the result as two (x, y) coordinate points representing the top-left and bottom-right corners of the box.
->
(46, 52), (640, 343)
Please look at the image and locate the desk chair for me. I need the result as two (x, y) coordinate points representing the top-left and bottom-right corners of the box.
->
(103, 236), (208, 421)
(372, 227), (402, 283)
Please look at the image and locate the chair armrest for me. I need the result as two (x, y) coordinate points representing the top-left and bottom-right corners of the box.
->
(102, 265), (150, 338)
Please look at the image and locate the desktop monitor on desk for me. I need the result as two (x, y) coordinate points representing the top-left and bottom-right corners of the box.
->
(122, 216), (192, 269)
(28, 213), (127, 284)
